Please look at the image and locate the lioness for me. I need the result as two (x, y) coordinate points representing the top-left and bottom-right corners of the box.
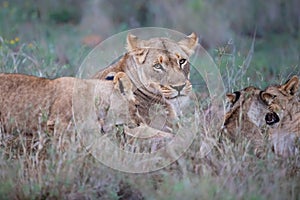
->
(93, 33), (198, 133)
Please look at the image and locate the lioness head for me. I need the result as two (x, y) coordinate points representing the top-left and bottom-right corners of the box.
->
(92, 33), (199, 132)
(125, 33), (198, 99)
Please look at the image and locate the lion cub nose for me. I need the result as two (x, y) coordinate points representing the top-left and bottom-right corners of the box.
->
(265, 112), (280, 125)
(170, 83), (186, 93)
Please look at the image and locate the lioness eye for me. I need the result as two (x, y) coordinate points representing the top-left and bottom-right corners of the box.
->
(179, 58), (187, 66)
(153, 63), (163, 71)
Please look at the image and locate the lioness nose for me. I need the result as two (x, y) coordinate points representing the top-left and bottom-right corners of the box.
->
(170, 84), (186, 92)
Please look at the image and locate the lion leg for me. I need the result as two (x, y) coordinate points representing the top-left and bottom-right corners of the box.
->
(165, 103), (181, 133)
(46, 116), (73, 151)
(123, 124), (174, 153)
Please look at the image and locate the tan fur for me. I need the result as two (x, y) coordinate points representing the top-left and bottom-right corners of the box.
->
(262, 76), (300, 157)
(0, 73), (174, 154)
(0, 72), (139, 135)
(222, 86), (274, 156)
(223, 76), (300, 157)
(93, 33), (198, 132)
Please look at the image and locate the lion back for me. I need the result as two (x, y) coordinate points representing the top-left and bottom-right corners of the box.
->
(0, 73), (63, 133)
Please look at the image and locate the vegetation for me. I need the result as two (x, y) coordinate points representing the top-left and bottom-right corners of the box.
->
(0, 0), (299, 199)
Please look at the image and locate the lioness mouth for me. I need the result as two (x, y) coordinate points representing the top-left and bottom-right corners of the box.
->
(166, 94), (186, 99)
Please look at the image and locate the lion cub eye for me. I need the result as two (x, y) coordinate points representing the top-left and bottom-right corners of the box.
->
(153, 63), (164, 71)
(179, 58), (187, 67)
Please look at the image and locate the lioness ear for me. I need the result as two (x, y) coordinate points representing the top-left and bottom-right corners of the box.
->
(280, 75), (299, 96)
(126, 33), (149, 63)
(113, 72), (135, 101)
(260, 92), (275, 105)
(126, 33), (140, 51)
(178, 32), (199, 56)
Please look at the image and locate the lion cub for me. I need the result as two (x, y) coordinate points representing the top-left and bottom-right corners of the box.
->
(222, 76), (299, 157)
(262, 76), (300, 157)
(0, 72), (139, 136)
(222, 86), (279, 156)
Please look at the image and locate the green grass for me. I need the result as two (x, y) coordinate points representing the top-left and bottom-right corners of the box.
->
(214, 32), (300, 91)
(0, 2), (300, 200)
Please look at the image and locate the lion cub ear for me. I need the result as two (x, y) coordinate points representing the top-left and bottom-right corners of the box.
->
(226, 93), (236, 104)
(113, 72), (135, 102)
(226, 91), (240, 104)
(280, 75), (299, 96)
(178, 32), (199, 56)
(260, 92), (276, 105)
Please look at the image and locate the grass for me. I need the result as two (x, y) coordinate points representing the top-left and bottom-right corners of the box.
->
(1, 2), (300, 200)
(214, 32), (300, 91)
(0, 119), (299, 199)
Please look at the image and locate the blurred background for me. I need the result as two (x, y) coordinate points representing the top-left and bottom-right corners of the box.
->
(0, 0), (299, 89)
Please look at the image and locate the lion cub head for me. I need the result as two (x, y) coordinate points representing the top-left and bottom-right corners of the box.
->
(262, 76), (299, 122)
(222, 86), (273, 139)
(221, 86), (280, 156)
(74, 72), (141, 134)
(261, 76), (300, 157)
(222, 76), (299, 157)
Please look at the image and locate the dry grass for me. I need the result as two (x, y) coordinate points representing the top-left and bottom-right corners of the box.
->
(0, 25), (300, 200)
(0, 117), (299, 199)
(0, 85), (299, 200)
